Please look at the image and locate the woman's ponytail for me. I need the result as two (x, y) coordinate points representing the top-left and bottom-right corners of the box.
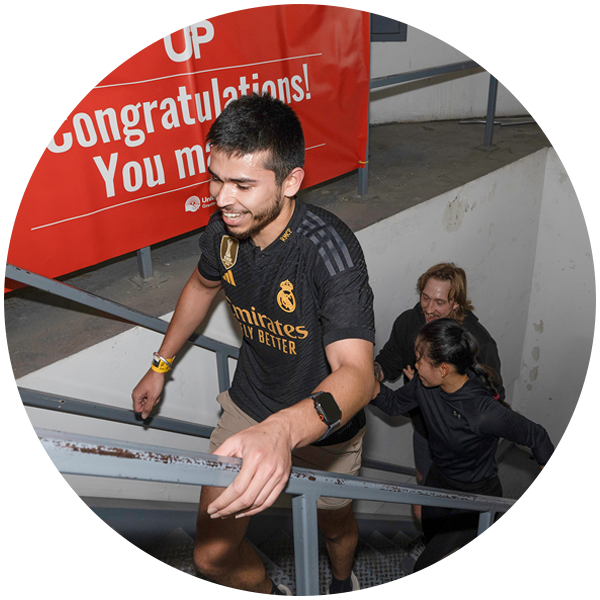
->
(417, 318), (505, 403)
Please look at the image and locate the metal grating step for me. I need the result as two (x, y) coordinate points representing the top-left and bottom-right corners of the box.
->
(150, 528), (201, 578)
(251, 538), (297, 594)
(363, 532), (439, 598)
(29, 551), (83, 598)
(62, 531), (176, 598)
(257, 529), (299, 592)
(361, 531), (410, 581)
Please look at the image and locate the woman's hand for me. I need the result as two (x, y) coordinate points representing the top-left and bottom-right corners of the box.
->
(403, 365), (416, 381)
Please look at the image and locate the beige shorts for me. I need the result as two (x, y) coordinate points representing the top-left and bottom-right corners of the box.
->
(209, 390), (365, 510)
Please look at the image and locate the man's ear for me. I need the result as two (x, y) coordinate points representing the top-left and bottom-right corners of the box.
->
(282, 167), (305, 197)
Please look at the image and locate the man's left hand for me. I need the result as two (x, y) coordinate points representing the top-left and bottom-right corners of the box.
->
(207, 417), (294, 519)
(540, 492), (569, 526)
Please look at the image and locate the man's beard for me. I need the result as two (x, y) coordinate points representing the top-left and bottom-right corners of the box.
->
(225, 190), (286, 241)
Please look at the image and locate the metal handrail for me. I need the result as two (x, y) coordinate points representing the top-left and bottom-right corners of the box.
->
(11, 264), (512, 592)
(5, 263), (239, 393)
(39, 427), (515, 595)
(369, 60), (480, 90)
(20, 387), (416, 477)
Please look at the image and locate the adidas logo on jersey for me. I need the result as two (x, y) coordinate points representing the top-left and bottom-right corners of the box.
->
(223, 270), (236, 286)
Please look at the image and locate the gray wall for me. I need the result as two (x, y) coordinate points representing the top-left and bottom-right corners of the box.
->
(371, 2), (598, 123)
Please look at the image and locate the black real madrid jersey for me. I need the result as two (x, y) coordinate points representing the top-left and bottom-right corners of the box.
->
(198, 201), (375, 422)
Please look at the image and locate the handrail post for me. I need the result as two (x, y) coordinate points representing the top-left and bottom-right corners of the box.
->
(483, 2), (506, 148)
(544, 518), (569, 598)
(215, 350), (231, 393)
(471, 512), (496, 598)
(292, 493), (320, 596)
(358, 12), (371, 198)
(136, 246), (154, 280)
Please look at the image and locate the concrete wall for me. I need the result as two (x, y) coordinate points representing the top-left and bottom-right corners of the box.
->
(18, 147), (592, 502)
(359, 149), (547, 465)
(371, 2), (598, 123)
(510, 148), (595, 445)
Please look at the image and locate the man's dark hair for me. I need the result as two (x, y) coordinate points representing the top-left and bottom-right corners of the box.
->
(206, 93), (305, 186)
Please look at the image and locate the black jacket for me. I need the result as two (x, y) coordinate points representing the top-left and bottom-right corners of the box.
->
(375, 303), (504, 438)
(371, 373), (554, 484)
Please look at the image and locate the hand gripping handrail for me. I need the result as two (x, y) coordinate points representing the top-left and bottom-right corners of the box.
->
(38, 428), (515, 595)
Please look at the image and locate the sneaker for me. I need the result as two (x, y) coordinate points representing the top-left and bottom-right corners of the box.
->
(2, 469), (67, 598)
(327, 571), (359, 594)
(456, 561), (494, 598)
(276, 583), (292, 596)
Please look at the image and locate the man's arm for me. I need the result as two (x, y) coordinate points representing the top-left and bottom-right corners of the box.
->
(206, 337), (374, 519)
(132, 268), (222, 419)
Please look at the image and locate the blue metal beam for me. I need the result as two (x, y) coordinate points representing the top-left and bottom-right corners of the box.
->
(38, 428), (515, 514)
(292, 494), (321, 595)
(21, 388), (215, 439)
(5, 264), (239, 360)
(369, 60), (480, 90)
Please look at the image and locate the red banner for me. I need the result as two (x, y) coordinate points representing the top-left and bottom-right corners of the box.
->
(6, 6), (369, 291)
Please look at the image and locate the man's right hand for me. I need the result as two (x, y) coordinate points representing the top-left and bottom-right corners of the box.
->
(132, 369), (165, 419)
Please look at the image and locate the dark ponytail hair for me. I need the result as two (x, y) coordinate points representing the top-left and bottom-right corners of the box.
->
(416, 318), (502, 400)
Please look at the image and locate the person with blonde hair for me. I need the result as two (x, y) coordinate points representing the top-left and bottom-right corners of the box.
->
(374, 263), (504, 518)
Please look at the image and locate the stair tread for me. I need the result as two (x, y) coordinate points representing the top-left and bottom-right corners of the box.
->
(29, 550), (83, 598)
(62, 531), (176, 598)
(150, 527), (201, 578)
(355, 532), (416, 598)
(250, 540), (297, 594)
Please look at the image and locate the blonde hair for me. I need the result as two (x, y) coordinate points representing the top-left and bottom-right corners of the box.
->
(416, 263), (474, 323)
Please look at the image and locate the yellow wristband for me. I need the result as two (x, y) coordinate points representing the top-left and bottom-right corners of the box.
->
(151, 352), (175, 373)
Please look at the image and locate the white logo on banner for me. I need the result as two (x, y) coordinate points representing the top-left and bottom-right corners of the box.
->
(185, 196), (201, 212)
(186, 196), (215, 212)
(164, 22), (215, 62)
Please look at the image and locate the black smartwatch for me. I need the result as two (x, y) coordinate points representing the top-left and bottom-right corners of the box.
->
(546, 483), (565, 496)
(310, 391), (342, 442)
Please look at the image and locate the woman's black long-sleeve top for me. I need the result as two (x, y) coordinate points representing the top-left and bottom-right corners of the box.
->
(371, 372), (554, 484)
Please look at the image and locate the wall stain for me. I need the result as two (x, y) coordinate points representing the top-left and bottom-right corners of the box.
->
(442, 196), (465, 232)
(533, 320), (544, 333)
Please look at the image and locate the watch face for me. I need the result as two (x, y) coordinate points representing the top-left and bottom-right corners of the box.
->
(316, 392), (342, 423)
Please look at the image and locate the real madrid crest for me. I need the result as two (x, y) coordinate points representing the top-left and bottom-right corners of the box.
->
(220, 236), (239, 270)
(277, 280), (296, 313)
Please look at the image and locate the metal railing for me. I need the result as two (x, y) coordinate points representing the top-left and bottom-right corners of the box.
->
(38, 427), (515, 595)
(11, 264), (516, 592)
(358, 2), (587, 197)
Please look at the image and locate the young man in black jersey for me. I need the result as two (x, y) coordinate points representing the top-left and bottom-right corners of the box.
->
(132, 94), (375, 594)
(374, 263), (503, 520)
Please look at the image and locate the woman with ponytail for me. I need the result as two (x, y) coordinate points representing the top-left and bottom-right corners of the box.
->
(370, 318), (554, 571)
